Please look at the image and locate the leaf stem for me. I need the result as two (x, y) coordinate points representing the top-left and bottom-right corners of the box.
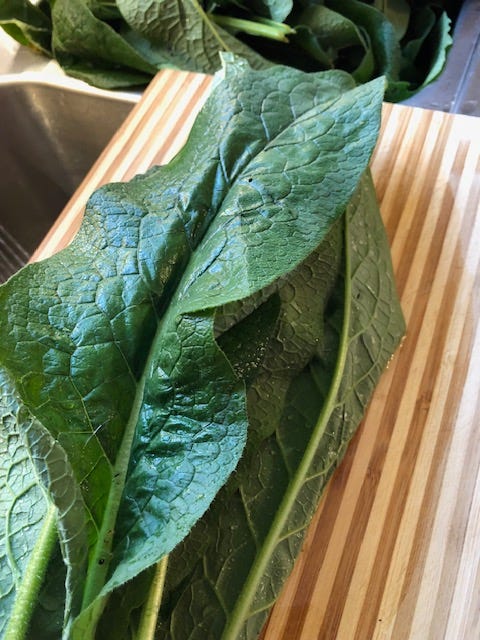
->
(136, 556), (169, 640)
(222, 214), (353, 639)
(211, 14), (295, 42)
(80, 371), (149, 610)
(79, 312), (174, 629)
(4, 503), (58, 640)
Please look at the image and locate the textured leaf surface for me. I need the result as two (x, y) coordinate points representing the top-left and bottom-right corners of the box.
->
(0, 371), (56, 638)
(116, 0), (268, 74)
(51, 0), (157, 79)
(156, 172), (405, 639)
(0, 59), (385, 637)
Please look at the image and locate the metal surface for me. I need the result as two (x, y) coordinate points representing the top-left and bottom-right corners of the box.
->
(404, 0), (480, 116)
(0, 79), (136, 282)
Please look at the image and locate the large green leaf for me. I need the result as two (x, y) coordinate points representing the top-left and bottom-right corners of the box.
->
(0, 59), (385, 638)
(156, 170), (405, 639)
(293, 4), (375, 82)
(116, 0), (269, 73)
(50, 0), (157, 82)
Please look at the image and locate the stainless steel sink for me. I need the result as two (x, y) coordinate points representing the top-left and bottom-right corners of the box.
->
(0, 76), (139, 282)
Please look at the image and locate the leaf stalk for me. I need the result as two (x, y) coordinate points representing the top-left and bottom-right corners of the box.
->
(211, 14), (295, 42)
(136, 556), (169, 640)
(4, 503), (58, 640)
(222, 213), (353, 639)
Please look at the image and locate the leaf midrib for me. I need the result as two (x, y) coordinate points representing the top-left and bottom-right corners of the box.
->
(179, 88), (349, 313)
(80, 338), (154, 611)
(221, 212), (352, 639)
(187, 0), (231, 53)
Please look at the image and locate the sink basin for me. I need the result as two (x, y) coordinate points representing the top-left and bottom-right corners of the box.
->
(0, 76), (138, 282)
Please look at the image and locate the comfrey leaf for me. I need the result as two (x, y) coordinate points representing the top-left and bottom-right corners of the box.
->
(156, 172), (405, 640)
(116, 0), (269, 74)
(0, 59), (388, 638)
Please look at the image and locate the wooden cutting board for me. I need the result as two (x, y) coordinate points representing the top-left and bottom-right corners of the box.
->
(33, 70), (480, 639)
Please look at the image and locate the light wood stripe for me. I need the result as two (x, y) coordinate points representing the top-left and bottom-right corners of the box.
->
(28, 73), (480, 639)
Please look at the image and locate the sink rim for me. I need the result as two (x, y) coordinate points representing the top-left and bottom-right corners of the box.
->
(0, 63), (141, 282)
(0, 70), (142, 104)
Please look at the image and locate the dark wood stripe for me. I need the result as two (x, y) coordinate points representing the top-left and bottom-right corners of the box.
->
(354, 139), (471, 640)
(373, 105), (419, 205)
(393, 150), (480, 639)
(386, 113), (453, 299)
(271, 421), (367, 640)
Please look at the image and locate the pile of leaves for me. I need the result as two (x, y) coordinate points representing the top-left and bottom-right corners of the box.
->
(2, 0), (455, 100)
(0, 57), (405, 639)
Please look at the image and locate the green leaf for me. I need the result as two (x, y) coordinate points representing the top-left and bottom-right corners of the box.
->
(85, 0), (123, 21)
(351, 27), (376, 83)
(50, 0), (157, 84)
(418, 10), (452, 88)
(56, 62), (153, 90)
(326, 0), (411, 100)
(398, 7), (452, 95)
(0, 59), (386, 637)
(327, 0), (400, 76)
(0, 0), (52, 55)
(293, 5), (375, 81)
(373, 0), (410, 40)
(116, 0), (269, 73)
(401, 6), (436, 69)
(298, 4), (365, 52)
(244, 0), (293, 23)
(156, 170), (405, 639)
(0, 370), (57, 640)
(94, 566), (155, 640)
(27, 544), (67, 640)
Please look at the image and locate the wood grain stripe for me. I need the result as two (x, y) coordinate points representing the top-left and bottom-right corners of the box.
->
(356, 141), (471, 640)
(26, 72), (480, 639)
(391, 151), (480, 640)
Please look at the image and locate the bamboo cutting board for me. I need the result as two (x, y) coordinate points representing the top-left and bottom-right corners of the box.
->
(33, 71), (480, 639)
